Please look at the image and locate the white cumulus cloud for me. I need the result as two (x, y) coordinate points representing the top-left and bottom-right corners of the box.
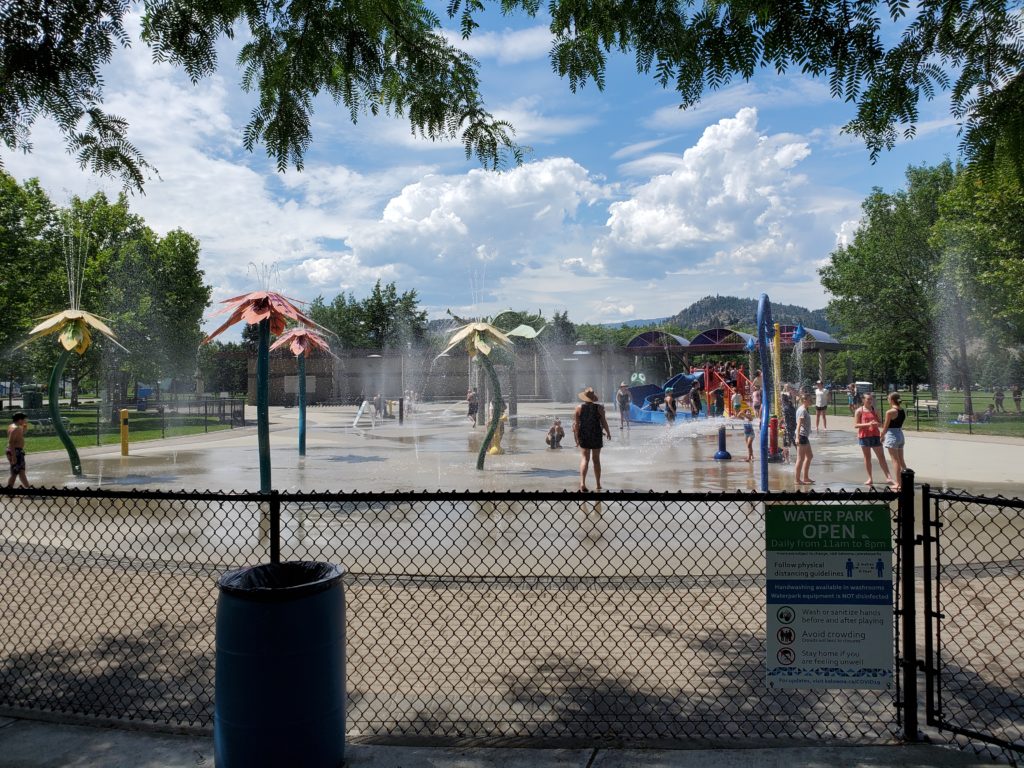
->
(349, 158), (610, 282)
(597, 108), (812, 267)
(443, 26), (553, 64)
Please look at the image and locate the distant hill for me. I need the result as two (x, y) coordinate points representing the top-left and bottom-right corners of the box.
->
(598, 317), (670, 329)
(667, 296), (831, 333)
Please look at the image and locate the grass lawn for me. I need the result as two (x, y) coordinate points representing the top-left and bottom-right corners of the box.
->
(902, 390), (1024, 438)
(22, 405), (233, 453)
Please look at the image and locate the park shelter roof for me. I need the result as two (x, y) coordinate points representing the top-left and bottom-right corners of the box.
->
(687, 328), (757, 352)
(622, 325), (848, 355)
(776, 325), (844, 350)
(625, 330), (690, 350)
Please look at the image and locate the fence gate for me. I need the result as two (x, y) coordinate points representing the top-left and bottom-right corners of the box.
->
(923, 486), (1024, 764)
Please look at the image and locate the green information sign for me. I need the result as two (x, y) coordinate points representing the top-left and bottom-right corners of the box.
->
(766, 504), (891, 551)
(766, 503), (893, 690)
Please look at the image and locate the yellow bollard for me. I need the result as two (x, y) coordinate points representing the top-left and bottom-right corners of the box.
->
(120, 408), (129, 456)
(487, 413), (508, 455)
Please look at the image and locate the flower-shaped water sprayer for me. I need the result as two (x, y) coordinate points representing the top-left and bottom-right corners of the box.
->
(270, 327), (333, 456)
(202, 289), (322, 492)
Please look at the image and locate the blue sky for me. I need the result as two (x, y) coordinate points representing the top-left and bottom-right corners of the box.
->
(7, 6), (961, 331)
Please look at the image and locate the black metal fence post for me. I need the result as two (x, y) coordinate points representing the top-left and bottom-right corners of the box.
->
(269, 490), (281, 565)
(204, 400), (209, 433)
(921, 482), (936, 728)
(899, 468), (918, 742)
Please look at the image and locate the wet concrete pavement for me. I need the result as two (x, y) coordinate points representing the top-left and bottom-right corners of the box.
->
(20, 401), (1024, 496)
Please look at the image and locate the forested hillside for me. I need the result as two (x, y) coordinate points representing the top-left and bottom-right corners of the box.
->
(667, 296), (831, 332)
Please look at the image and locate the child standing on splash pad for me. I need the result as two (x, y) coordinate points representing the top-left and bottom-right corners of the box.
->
(731, 389), (742, 415)
(880, 392), (907, 490)
(742, 410), (754, 462)
(466, 388), (478, 427)
(794, 393), (814, 485)
(664, 387), (677, 427)
(616, 382), (631, 430)
(6, 413), (31, 489)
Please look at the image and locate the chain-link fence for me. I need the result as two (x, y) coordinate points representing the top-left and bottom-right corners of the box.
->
(924, 488), (1024, 764)
(0, 487), (904, 744)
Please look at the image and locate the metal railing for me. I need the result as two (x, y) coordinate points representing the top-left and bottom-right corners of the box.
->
(2, 397), (245, 447)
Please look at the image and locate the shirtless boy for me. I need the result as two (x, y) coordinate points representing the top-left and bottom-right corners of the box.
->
(6, 412), (31, 488)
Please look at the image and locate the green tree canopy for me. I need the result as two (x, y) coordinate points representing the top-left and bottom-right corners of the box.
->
(309, 279), (427, 349)
(819, 162), (956, 391)
(0, 172), (211, 393)
(1, 0), (522, 191)
(3, 1), (1023, 189)
(932, 167), (1024, 344)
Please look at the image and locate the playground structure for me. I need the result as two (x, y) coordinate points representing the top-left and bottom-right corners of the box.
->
(620, 321), (838, 435)
(622, 364), (757, 425)
(619, 361), (779, 427)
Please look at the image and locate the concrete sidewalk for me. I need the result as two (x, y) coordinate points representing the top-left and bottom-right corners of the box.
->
(0, 717), (1007, 768)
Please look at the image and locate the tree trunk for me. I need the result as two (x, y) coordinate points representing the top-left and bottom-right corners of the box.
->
(954, 295), (973, 415)
(925, 343), (939, 397)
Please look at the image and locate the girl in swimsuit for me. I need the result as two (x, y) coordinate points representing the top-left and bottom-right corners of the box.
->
(880, 392), (908, 490)
(855, 394), (893, 487)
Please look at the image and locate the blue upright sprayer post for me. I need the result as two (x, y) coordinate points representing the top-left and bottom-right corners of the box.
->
(713, 425), (731, 460)
(756, 294), (775, 492)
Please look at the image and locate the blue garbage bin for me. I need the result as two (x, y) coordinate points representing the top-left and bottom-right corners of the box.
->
(215, 561), (345, 768)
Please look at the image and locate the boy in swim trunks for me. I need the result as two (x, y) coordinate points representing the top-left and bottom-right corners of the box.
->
(663, 387), (677, 426)
(6, 412), (31, 488)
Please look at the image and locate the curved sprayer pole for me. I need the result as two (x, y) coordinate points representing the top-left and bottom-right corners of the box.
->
(49, 348), (82, 476)
(475, 353), (504, 470)
(298, 353), (306, 457)
(756, 294), (774, 492)
(256, 318), (271, 493)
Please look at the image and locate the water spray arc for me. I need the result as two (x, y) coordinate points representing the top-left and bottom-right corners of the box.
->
(19, 217), (128, 476)
(441, 315), (544, 470)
